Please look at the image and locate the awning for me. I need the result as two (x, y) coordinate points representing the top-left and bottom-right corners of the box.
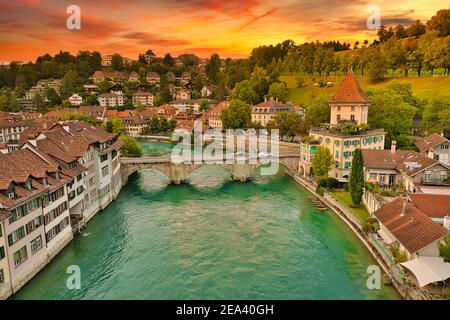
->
(401, 257), (450, 288)
(378, 228), (396, 245)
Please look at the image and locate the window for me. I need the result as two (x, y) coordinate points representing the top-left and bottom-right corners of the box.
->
(0, 224), (2, 237)
(351, 106), (355, 112)
(100, 154), (108, 162)
(46, 217), (70, 243)
(379, 174), (386, 184)
(13, 246), (27, 267)
(344, 162), (351, 168)
(8, 226), (26, 246)
(0, 269), (4, 283)
(0, 246), (5, 260)
(336, 115), (341, 122)
(44, 201), (68, 225)
(424, 171), (432, 182)
(30, 235), (43, 254)
(101, 165), (109, 177)
(350, 115), (355, 121)
(335, 151), (339, 158)
(26, 216), (43, 234)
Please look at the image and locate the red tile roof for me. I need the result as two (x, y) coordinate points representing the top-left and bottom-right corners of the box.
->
(373, 197), (449, 253)
(207, 101), (229, 118)
(409, 194), (450, 218)
(362, 149), (446, 177)
(415, 133), (449, 152)
(330, 69), (369, 104)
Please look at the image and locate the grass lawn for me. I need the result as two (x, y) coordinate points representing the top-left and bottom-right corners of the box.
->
(281, 75), (450, 105)
(331, 190), (370, 222)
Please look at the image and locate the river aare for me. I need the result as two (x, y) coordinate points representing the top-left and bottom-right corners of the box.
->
(13, 141), (399, 299)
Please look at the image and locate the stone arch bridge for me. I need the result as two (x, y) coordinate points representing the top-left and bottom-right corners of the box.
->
(121, 154), (300, 185)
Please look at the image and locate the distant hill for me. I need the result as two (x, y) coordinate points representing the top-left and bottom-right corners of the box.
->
(281, 75), (450, 106)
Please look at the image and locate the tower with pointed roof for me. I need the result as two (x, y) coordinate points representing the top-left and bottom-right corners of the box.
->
(329, 69), (370, 127)
(299, 70), (386, 180)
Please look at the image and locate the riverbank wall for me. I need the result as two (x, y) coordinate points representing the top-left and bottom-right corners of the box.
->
(284, 170), (413, 300)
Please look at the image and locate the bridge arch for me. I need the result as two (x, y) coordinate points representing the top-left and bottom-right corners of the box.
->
(185, 164), (234, 179)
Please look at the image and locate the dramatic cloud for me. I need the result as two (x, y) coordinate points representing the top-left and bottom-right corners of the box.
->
(0, 0), (444, 63)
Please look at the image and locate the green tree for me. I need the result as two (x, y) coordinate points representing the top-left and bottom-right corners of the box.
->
(149, 116), (161, 133)
(312, 146), (333, 178)
(199, 99), (210, 112)
(168, 118), (177, 132)
(231, 80), (258, 104)
(305, 94), (330, 127)
(349, 149), (364, 206)
(367, 88), (417, 148)
(46, 88), (62, 106)
(163, 53), (174, 66)
(268, 82), (288, 102)
(105, 117), (125, 134)
(366, 47), (388, 83)
(439, 237), (450, 263)
(426, 9), (450, 36)
(266, 112), (302, 137)
(111, 54), (124, 71)
(221, 99), (251, 129)
(120, 135), (142, 157)
(206, 53), (221, 84)
(60, 69), (82, 98)
(423, 98), (450, 136)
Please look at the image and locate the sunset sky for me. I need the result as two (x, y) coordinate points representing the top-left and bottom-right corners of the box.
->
(0, 0), (445, 63)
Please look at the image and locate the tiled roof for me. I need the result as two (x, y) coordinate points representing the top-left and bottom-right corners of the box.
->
(409, 194), (450, 218)
(415, 133), (449, 152)
(329, 69), (369, 104)
(373, 197), (449, 253)
(207, 101), (228, 117)
(362, 149), (445, 177)
(0, 149), (57, 188)
(67, 121), (117, 144)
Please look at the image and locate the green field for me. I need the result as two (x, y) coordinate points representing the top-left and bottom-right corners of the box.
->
(281, 75), (450, 106)
(331, 191), (370, 222)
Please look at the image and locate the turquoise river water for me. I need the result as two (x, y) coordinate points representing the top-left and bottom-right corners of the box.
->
(13, 141), (399, 299)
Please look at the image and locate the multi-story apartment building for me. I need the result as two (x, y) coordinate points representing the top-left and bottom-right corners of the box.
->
(251, 98), (295, 127)
(0, 121), (124, 299)
(24, 79), (62, 100)
(98, 93), (124, 107)
(122, 117), (149, 137)
(0, 148), (71, 294)
(101, 54), (113, 66)
(299, 70), (386, 180)
(92, 71), (105, 84)
(206, 101), (228, 131)
(0, 217), (12, 299)
(169, 99), (202, 112)
(128, 71), (140, 82)
(132, 91), (154, 107)
(0, 112), (29, 152)
(416, 133), (450, 166)
(146, 72), (160, 85)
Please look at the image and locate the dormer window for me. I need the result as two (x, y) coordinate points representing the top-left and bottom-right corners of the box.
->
(42, 177), (48, 186)
(8, 191), (15, 199)
(25, 179), (32, 190)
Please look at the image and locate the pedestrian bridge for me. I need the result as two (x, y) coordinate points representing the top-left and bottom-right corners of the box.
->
(120, 153), (300, 184)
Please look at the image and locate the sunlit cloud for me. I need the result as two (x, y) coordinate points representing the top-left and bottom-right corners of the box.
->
(0, 0), (445, 63)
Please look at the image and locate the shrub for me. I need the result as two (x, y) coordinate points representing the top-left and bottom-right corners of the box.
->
(316, 186), (325, 196)
(318, 177), (339, 190)
(390, 246), (408, 263)
(362, 217), (380, 234)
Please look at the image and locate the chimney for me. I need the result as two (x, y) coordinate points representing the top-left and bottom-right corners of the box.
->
(401, 201), (406, 217)
(444, 216), (450, 230)
(264, 96), (267, 102)
(390, 140), (397, 154)
(428, 147), (434, 160)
